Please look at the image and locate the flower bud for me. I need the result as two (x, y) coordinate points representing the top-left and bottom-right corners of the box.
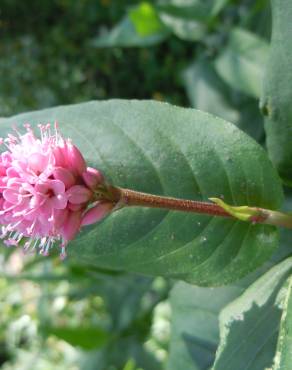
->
(66, 142), (86, 176)
(53, 145), (68, 168)
(82, 167), (104, 190)
(53, 167), (75, 189)
(81, 202), (113, 226)
(66, 185), (92, 204)
(61, 211), (82, 241)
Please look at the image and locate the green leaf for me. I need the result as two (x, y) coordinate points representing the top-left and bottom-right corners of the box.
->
(182, 59), (239, 124)
(42, 325), (109, 350)
(98, 275), (153, 331)
(214, 28), (269, 98)
(182, 59), (264, 140)
(156, 0), (215, 41)
(260, 0), (292, 185)
(167, 281), (244, 370)
(210, 0), (230, 16)
(158, 13), (206, 41)
(92, 13), (169, 48)
(212, 257), (292, 370)
(0, 100), (283, 285)
(271, 275), (292, 370)
(167, 243), (291, 370)
(129, 2), (164, 36)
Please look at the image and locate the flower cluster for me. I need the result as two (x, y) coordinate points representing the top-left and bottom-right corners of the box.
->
(0, 123), (113, 258)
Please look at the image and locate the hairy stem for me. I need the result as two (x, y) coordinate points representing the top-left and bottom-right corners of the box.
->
(109, 187), (235, 217)
(107, 186), (292, 229)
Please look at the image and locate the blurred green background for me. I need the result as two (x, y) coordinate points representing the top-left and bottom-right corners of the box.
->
(0, 1), (272, 369)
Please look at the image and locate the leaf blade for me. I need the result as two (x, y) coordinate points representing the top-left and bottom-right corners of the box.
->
(215, 28), (269, 98)
(261, 0), (292, 184)
(167, 281), (244, 370)
(0, 100), (283, 285)
(272, 275), (292, 370)
(42, 325), (109, 350)
(212, 257), (292, 370)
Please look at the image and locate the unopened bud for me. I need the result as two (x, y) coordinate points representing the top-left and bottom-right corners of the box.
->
(81, 202), (113, 226)
(82, 167), (104, 190)
(66, 185), (92, 204)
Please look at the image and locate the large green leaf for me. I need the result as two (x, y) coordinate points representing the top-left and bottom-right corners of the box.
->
(215, 28), (269, 98)
(182, 59), (239, 124)
(210, 0), (230, 16)
(212, 257), (292, 370)
(167, 281), (243, 370)
(182, 58), (264, 140)
(97, 274), (153, 332)
(166, 226), (292, 370)
(271, 275), (292, 370)
(156, 0), (215, 41)
(0, 100), (283, 285)
(261, 0), (292, 184)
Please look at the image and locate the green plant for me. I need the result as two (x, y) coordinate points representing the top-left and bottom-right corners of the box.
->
(0, 1), (292, 370)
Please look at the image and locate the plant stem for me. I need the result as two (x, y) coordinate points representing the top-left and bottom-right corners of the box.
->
(261, 210), (292, 229)
(109, 187), (233, 218)
(108, 186), (292, 229)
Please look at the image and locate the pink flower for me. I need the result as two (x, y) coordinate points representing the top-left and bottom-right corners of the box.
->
(0, 123), (112, 259)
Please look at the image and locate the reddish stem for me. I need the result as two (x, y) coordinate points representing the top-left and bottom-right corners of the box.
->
(109, 186), (231, 218)
(105, 186), (292, 229)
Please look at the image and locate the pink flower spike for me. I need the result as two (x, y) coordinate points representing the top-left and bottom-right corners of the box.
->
(66, 185), (92, 205)
(81, 202), (113, 226)
(82, 167), (104, 190)
(0, 123), (110, 259)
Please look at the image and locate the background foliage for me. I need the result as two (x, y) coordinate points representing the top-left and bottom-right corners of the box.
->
(0, 1), (291, 369)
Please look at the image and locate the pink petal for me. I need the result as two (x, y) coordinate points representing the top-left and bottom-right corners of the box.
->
(40, 199), (53, 216)
(0, 165), (7, 176)
(53, 167), (75, 189)
(82, 167), (104, 190)
(53, 209), (69, 229)
(68, 203), (83, 211)
(3, 189), (19, 204)
(28, 153), (49, 174)
(1, 152), (12, 165)
(51, 193), (68, 209)
(49, 179), (65, 195)
(66, 185), (92, 205)
(35, 182), (49, 194)
(81, 202), (113, 226)
(30, 193), (44, 209)
(6, 167), (20, 178)
(61, 211), (82, 241)
(66, 142), (86, 175)
(53, 144), (68, 168)
(0, 178), (7, 187)
(7, 178), (23, 188)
